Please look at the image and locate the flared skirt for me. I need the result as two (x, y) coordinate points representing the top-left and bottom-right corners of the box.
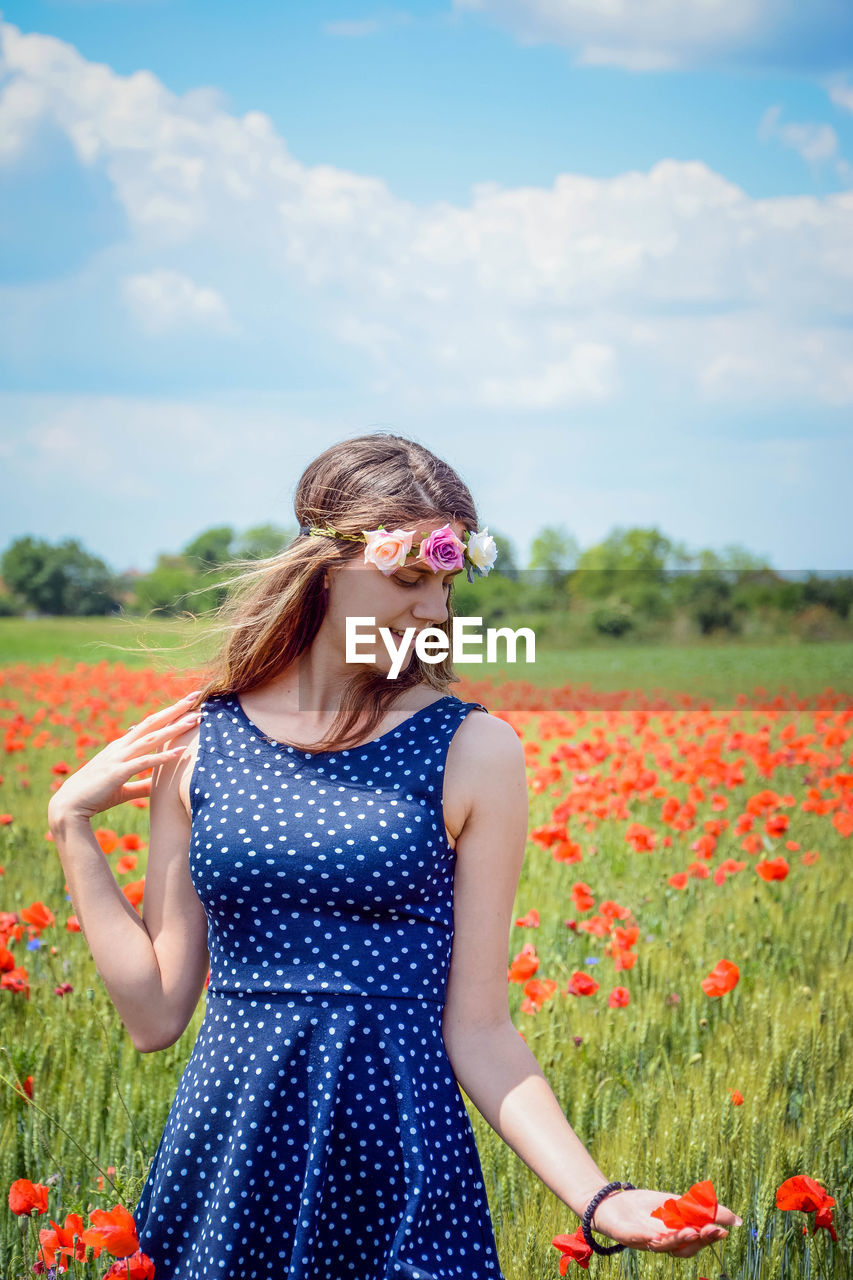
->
(133, 990), (504, 1279)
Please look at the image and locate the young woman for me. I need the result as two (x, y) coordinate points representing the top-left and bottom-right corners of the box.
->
(48, 434), (741, 1278)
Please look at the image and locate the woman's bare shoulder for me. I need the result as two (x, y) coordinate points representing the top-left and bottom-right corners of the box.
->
(446, 705), (526, 789)
(443, 707), (526, 844)
(453, 705), (524, 759)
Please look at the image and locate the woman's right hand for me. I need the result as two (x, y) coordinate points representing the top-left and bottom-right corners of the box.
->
(587, 1186), (741, 1257)
(48, 690), (204, 824)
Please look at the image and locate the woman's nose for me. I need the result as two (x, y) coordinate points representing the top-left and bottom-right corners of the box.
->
(412, 583), (449, 626)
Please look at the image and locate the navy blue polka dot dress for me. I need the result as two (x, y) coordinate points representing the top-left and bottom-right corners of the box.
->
(133, 691), (505, 1278)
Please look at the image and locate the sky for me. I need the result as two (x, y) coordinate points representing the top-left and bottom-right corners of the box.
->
(0, 0), (851, 575)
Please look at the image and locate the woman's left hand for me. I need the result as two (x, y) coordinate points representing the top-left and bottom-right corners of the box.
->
(588, 1187), (743, 1257)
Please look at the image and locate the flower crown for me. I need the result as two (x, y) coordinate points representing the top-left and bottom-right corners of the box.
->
(298, 521), (497, 584)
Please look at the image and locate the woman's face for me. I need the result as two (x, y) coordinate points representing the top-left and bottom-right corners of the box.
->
(322, 518), (468, 676)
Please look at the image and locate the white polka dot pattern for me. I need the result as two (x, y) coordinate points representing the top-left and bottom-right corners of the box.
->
(133, 693), (505, 1278)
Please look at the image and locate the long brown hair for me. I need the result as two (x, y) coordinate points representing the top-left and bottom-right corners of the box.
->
(184, 431), (480, 752)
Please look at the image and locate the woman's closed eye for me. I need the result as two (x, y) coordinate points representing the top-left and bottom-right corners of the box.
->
(395, 576), (453, 592)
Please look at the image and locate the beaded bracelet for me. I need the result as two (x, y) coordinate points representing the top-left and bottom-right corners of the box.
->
(581, 1181), (637, 1255)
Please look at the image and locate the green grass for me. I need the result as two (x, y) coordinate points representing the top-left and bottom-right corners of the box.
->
(0, 650), (850, 1278)
(477, 779), (852, 1280)
(0, 616), (208, 668)
(2, 617), (851, 704)
(519, 641), (853, 702)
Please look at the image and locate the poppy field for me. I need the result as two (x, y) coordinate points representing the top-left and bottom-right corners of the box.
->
(0, 656), (851, 1279)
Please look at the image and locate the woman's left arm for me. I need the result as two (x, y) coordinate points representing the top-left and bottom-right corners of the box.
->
(441, 712), (741, 1257)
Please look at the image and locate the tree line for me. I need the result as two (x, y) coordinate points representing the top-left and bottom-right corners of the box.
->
(1, 524), (851, 644)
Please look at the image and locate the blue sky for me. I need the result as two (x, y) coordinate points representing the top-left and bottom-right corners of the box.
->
(1, 0), (851, 574)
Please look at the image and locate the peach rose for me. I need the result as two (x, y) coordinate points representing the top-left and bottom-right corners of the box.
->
(363, 527), (416, 576)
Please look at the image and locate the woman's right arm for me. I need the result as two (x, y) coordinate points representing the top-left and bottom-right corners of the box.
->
(47, 694), (211, 1054)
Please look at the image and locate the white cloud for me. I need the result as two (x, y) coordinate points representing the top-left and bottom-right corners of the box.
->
(579, 45), (679, 72)
(1, 19), (853, 409)
(758, 104), (851, 186)
(0, 391), (350, 570)
(451, 0), (765, 70)
(827, 77), (853, 113)
(778, 121), (838, 165)
(3, 389), (847, 575)
(323, 18), (384, 37)
(453, 0), (853, 74)
(759, 104), (837, 162)
(696, 316), (853, 407)
(121, 268), (231, 333)
(322, 12), (414, 37)
(477, 343), (617, 408)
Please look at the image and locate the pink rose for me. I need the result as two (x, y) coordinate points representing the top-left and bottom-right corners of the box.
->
(418, 523), (465, 572)
(362, 527), (415, 576)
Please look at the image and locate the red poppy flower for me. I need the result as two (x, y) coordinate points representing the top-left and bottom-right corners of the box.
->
(8, 1179), (50, 1216)
(94, 828), (118, 854)
(571, 887), (595, 912)
(567, 971), (599, 997)
(38, 1213), (89, 1264)
(651, 1180), (718, 1230)
(833, 811), (853, 837)
(508, 943), (539, 983)
(608, 986), (630, 1008)
(552, 1224), (593, 1272)
(765, 813), (789, 836)
(1, 966), (30, 998)
(81, 1204), (139, 1258)
(16, 1075), (34, 1100)
(102, 1249), (156, 1278)
(553, 839), (584, 864)
(521, 977), (558, 1014)
(625, 822), (657, 852)
(121, 878), (145, 908)
(578, 914), (611, 938)
(776, 1176), (837, 1242)
(756, 856), (789, 881)
(701, 959), (739, 998)
(19, 902), (55, 931)
(599, 900), (631, 922)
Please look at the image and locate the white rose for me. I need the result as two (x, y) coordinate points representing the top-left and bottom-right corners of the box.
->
(466, 527), (497, 574)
